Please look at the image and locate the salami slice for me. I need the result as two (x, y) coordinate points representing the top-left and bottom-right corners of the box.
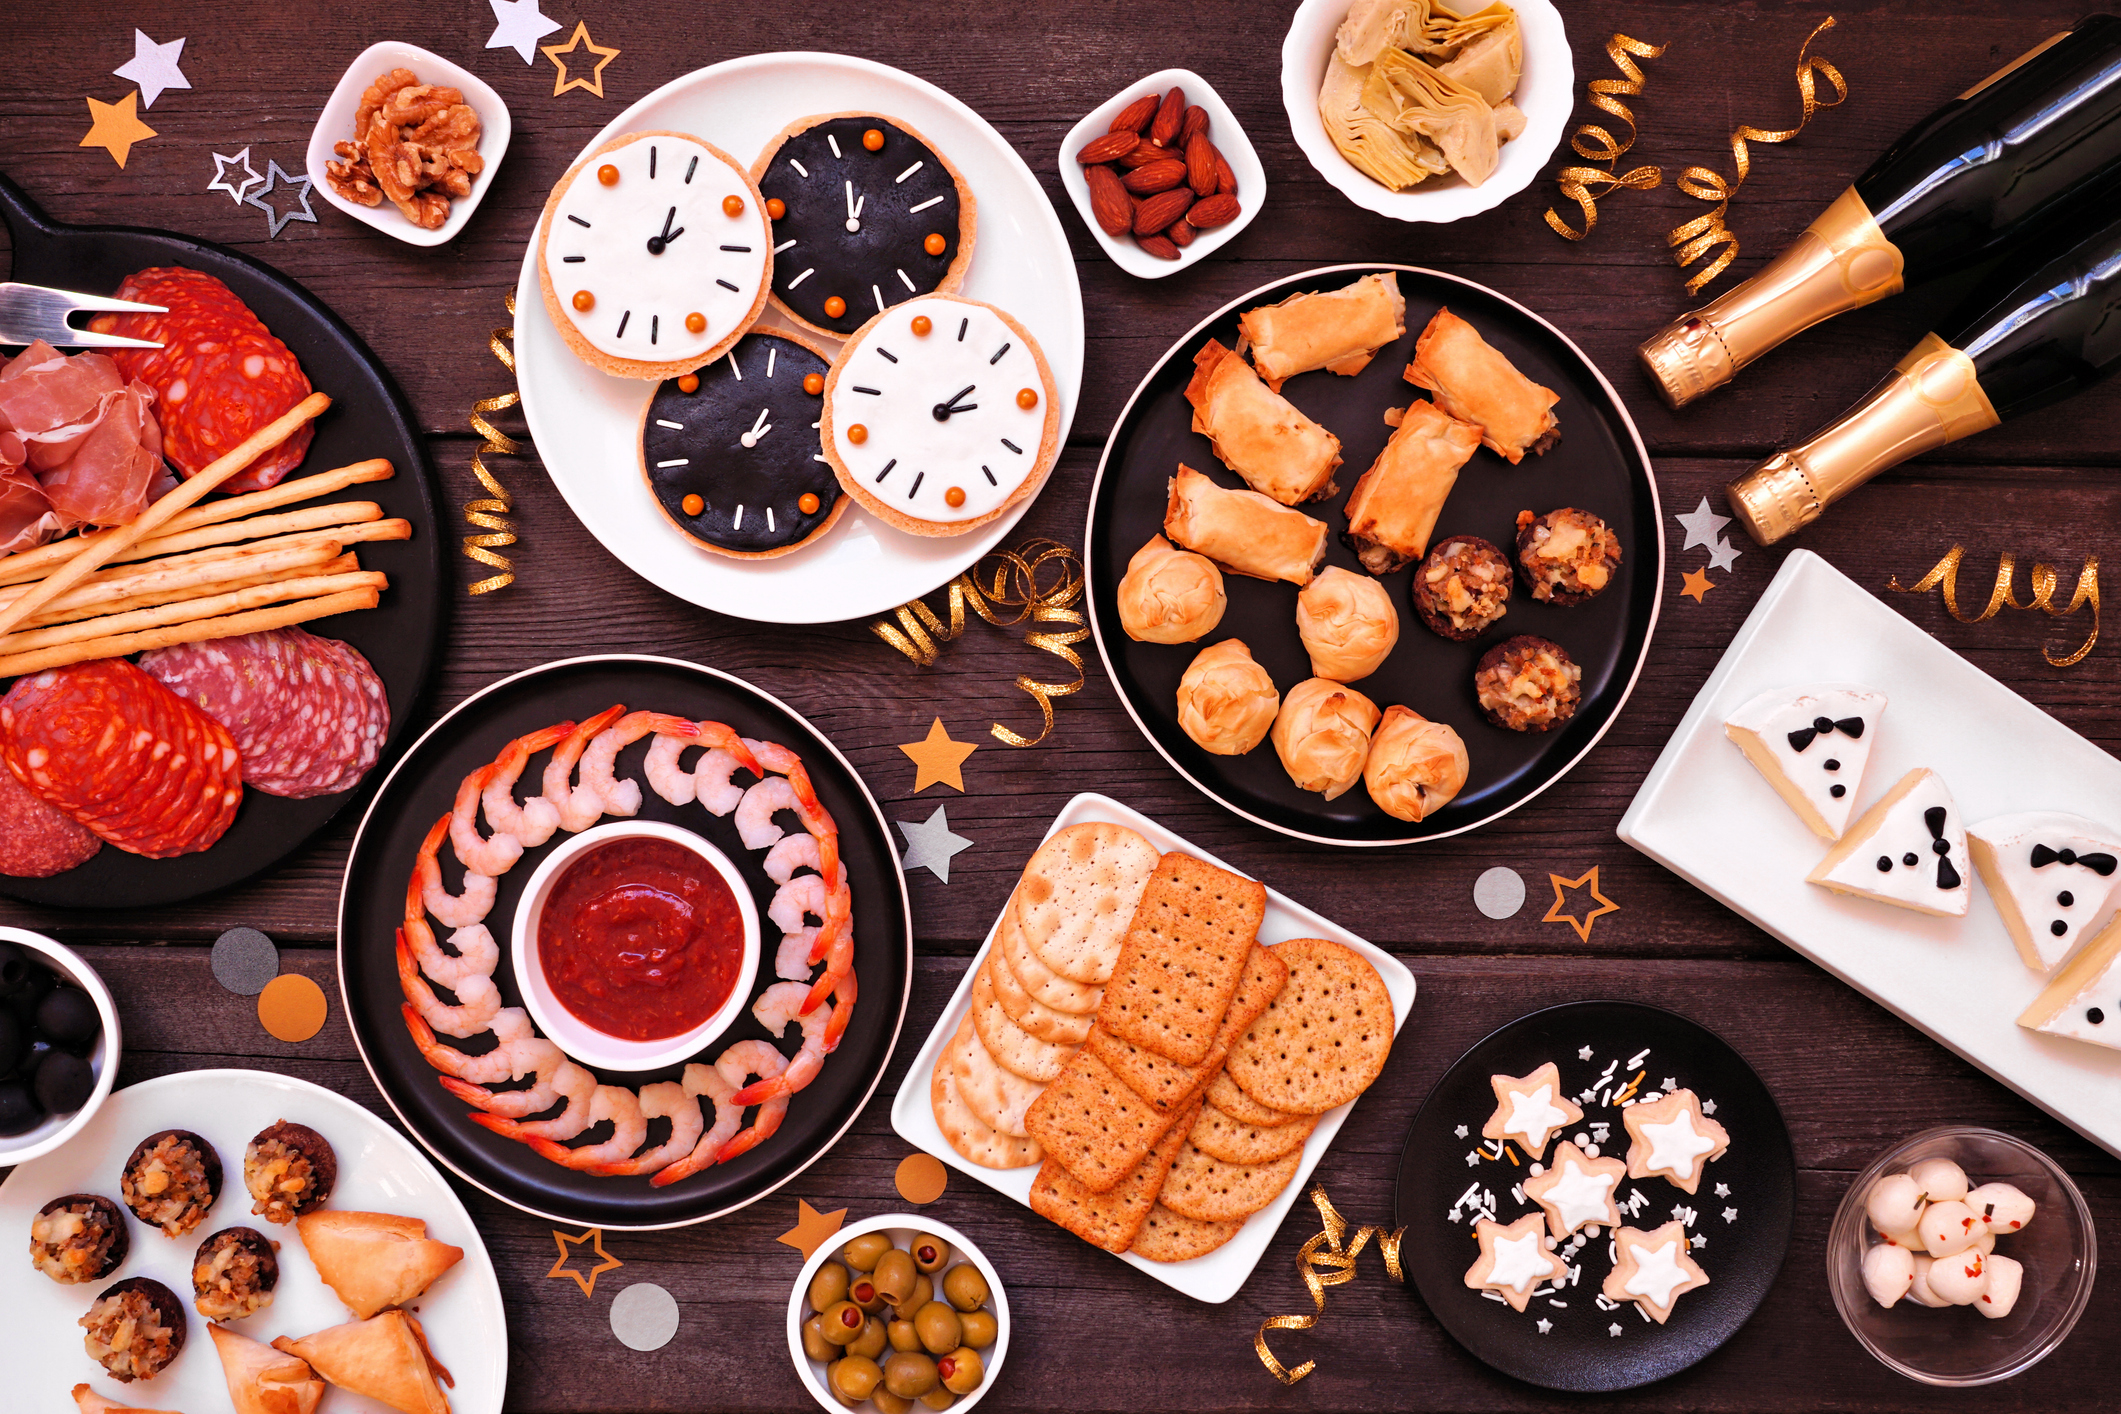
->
(0, 761), (102, 877)
(138, 626), (388, 798)
(0, 659), (243, 859)
(89, 266), (315, 493)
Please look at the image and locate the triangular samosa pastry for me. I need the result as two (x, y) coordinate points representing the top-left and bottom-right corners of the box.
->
(208, 1324), (324, 1414)
(1808, 768), (1971, 917)
(296, 1210), (464, 1319)
(273, 1311), (453, 1414)
(71, 1386), (185, 1414)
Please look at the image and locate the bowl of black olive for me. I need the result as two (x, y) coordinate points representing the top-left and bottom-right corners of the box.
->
(0, 927), (121, 1163)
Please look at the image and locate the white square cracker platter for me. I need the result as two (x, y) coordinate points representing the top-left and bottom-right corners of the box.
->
(1617, 549), (2121, 1159)
(889, 792), (1417, 1303)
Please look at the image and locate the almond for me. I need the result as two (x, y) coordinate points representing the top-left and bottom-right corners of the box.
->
(1076, 131), (1138, 165)
(1109, 93), (1159, 135)
(1133, 188), (1193, 235)
(1136, 233), (1183, 260)
(1119, 139), (1172, 169)
(1186, 134), (1217, 197)
(1085, 164), (1133, 237)
(1123, 159), (1188, 195)
(1167, 219), (1198, 248)
(1215, 149), (1238, 197)
(1186, 193), (1241, 229)
(1179, 105), (1210, 147)
(1150, 87), (1186, 146)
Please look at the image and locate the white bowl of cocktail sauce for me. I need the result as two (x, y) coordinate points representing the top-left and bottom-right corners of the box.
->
(511, 820), (760, 1072)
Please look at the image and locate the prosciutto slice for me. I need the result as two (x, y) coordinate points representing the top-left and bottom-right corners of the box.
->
(0, 340), (164, 547)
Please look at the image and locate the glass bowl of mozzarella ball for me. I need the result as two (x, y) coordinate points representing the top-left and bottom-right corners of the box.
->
(1828, 1126), (2096, 1384)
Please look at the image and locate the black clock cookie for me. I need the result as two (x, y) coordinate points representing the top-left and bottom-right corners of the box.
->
(638, 330), (844, 558)
(752, 113), (976, 340)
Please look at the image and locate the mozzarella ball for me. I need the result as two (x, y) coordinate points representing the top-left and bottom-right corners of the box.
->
(1878, 1223), (1926, 1254)
(1908, 1157), (1970, 1203)
(1976, 1253), (2024, 1319)
(1918, 1199), (1986, 1257)
(1861, 1242), (1915, 1308)
(1966, 1181), (2036, 1236)
(1926, 1249), (1990, 1305)
(1866, 1173), (1925, 1235)
(1906, 1254), (1951, 1308)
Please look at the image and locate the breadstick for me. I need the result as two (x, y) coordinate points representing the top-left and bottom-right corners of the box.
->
(18, 554), (362, 630)
(0, 586), (378, 677)
(0, 456), (389, 586)
(0, 540), (343, 623)
(0, 570), (388, 654)
(0, 391), (330, 636)
(0, 501), (383, 586)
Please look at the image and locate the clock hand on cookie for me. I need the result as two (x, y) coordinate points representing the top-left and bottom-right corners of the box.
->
(933, 383), (978, 421)
(843, 180), (866, 234)
(740, 407), (774, 448)
(646, 204), (686, 255)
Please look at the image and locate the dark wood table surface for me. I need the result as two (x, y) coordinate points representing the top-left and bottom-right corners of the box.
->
(4, 1), (2117, 1409)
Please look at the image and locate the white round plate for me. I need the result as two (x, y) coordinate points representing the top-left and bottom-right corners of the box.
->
(0, 1068), (507, 1414)
(514, 52), (1085, 625)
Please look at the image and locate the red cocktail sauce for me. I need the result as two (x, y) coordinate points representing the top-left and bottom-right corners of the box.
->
(538, 837), (744, 1041)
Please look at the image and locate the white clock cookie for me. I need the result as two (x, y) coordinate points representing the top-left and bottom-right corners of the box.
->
(822, 293), (1061, 537)
(1966, 810), (2121, 972)
(1807, 767), (1971, 917)
(1722, 685), (1885, 839)
(536, 130), (773, 379)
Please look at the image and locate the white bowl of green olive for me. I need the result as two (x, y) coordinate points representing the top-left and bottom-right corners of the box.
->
(786, 1213), (1009, 1414)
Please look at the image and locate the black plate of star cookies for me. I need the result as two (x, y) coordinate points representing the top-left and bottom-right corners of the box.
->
(1394, 1001), (1794, 1392)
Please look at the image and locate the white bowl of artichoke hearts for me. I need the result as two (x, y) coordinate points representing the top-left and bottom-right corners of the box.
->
(1281, 0), (1573, 223)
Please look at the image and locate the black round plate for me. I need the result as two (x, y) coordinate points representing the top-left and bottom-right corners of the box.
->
(1394, 1001), (1794, 1392)
(337, 655), (912, 1228)
(0, 172), (444, 907)
(1085, 264), (1662, 845)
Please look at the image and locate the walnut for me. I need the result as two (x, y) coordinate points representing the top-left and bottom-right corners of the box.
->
(407, 102), (480, 152)
(342, 68), (483, 230)
(325, 140), (382, 207)
(354, 68), (418, 137)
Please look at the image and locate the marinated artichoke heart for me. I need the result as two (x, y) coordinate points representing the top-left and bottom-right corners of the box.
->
(1320, 0), (1525, 191)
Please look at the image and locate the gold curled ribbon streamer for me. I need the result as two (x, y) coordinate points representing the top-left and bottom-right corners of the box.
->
(1668, 17), (1848, 293)
(462, 294), (523, 595)
(1545, 34), (1668, 241)
(1256, 1186), (1407, 1386)
(1889, 544), (2101, 667)
(870, 538), (1087, 746)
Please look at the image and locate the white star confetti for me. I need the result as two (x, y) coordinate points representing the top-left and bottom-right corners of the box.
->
(1701, 1099), (1717, 1115)
(1536, 1319), (1552, 1334)
(485, 0), (562, 62)
(1674, 496), (1731, 553)
(114, 29), (190, 109)
(1578, 1044), (1595, 1061)
(207, 148), (262, 205)
(1691, 1233), (1706, 1249)
(1706, 535), (1743, 572)
(1722, 1207), (1739, 1224)
(1714, 1183), (1730, 1198)
(1661, 1078), (1678, 1092)
(895, 803), (973, 882)
(1454, 1124), (1468, 1139)
(1608, 1323), (1623, 1337)
(1465, 1150), (1482, 1167)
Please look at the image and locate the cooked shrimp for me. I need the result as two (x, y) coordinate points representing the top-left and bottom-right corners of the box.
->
(581, 711), (699, 819)
(587, 1080), (704, 1176)
(763, 833), (850, 887)
(644, 733), (697, 806)
(395, 928), (502, 1039)
(735, 777), (803, 850)
(769, 873), (835, 935)
(647, 1062), (745, 1187)
(526, 1085), (648, 1169)
(692, 748), (751, 816)
(461, 1059), (598, 1135)
(482, 721), (574, 848)
(776, 926), (820, 983)
(449, 765), (522, 878)
(743, 737), (840, 837)
(411, 812), (496, 930)
(402, 1003), (562, 1086)
(822, 965), (858, 1052)
(732, 982), (830, 1104)
(543, 705), (628, 833)
(713, 1039), (790, 1163)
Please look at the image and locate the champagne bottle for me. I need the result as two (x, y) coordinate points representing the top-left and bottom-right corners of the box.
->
(1726, 206), (2121, 543)
(1639, 14), (2121, 409)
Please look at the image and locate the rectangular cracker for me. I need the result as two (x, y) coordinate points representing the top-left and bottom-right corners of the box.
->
(1023, 1048), (1183, 1193)
(1028, 1097), (1200, 1254)
(1096, 852), (1266, 1064)
(1084, 944), (1289, 1110)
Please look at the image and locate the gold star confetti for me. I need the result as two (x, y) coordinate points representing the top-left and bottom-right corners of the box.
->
(897, 717), (978, 793)
(547, 1227), (623, 1298)
(1679, 568), (1714, 603)
(776, 1199), (849, 1259)
(80, 92), (157, 168)
(1543, 866), (1620, 943)
(542, 21), (621, 98)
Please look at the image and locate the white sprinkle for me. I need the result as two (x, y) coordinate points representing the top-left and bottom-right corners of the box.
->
(728, 353), (742, 380)
(811, 420), (820, 428)
(812, 453), (828, 463)
(1454, 1125), (1468, 1139)
(787, 267), (815, 288)
(873, 283), (886, 313)
(895, 161), (923, 182)
(655, 419), (684, 430)
(1599, 1061), (1618, 1081)
(1637, 1303), (1652, 1323)
(766, 347), (777, 378)
(774, 238), (797, 253)
(1510, 1185), (1525, 1205)
(789, 158), (809, 177)
(1574, 1133), (1590, 1148)
(1480, 1291), (1506, 1304)
(897, 267), (917, 292)
(1627, 1048), (1651, 1069)
(1722, 1207), (1739, 1223)
(1714, 1183), (1730, 1198)
(1578, 1045), (1595, 1061)
(1701, 1099), (1718, 1115)
(654, 458), (688, 468)
(733, 505), (745, 528)
(1608, 1323), (1622, 1337)
(767, 507), (776, 532)
(1536, 1318), (1552, 1334)
(1547, 1299), (1567, 1309)
(1595, 1295), (1619, 1311)
(909, 194), (944, 213)
(828, 134), (842, 159)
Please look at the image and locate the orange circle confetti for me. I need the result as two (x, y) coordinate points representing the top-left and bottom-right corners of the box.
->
(258, 974), (327, 1043)
(847, 424), (868, 445)
(895, 1153), (949, 1204)
(944, 487), (966, 509)
(798, 492), (821, 514)
(681, 493), (704, 516)
(1016, 388), (1038, 410)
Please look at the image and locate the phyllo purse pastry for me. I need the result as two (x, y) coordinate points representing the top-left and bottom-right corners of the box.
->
(1272, 678), (1381, 800)
(1295, 567), (1399, 682)
(1405, 308), (1559, 463)
(1117, 534), (1226, 644)
(1342, 399), (1482, 573)
(1176, 639), (1280, 756)
(1164, 464), (1329, 587)
(1185, 339), (1343, 505)
(1236, 272), (1408, 390)
(1363, 705), (1469, 822)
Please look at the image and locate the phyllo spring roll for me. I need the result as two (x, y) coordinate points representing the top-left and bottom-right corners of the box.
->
(1404, 308), (1559, 463)
(1164, 464), (1329, 587)
(1185, 339), (1343, 506)
(1341, 399), (1482, 574)
(1236, 273), (1408, 390)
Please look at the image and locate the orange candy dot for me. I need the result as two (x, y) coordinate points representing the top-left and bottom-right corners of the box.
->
(571, 290), (595, 312)
(685, 312), (707, 334)
(680, 493), (704, 516)
(923, 233), (946, 257)
(1016, 387), (1039, 410)
(597, 164), (619, 186)
(945, 487), (966, 509)
(799, 492), (821, 514)
(722, 194), (745, 217)
(823, 295), (847, 319)
(766, 197), (786, 220)
(863, 129), (885, 151)
(911, 315), (933, 337)
(677, 374), (700, 393)
(803, 373), (825, 396)
(847, 424), (868, 445)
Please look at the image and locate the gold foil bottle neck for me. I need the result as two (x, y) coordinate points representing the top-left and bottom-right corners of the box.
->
(1639, 187), (1905, 410)
(1726, 454), (1823, 546)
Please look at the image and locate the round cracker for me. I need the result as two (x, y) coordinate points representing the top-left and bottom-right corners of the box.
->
(970, 957), (1076, 1083)
(930, 1026), (1042, 1169)
(1189, 1100), (1318, 1166)
(1206, 1071), (1299, 1129)
(1016, 823), (1161, 984)
(1131, 1202), (1241, 1263)
(1158, 1140), (1302, 1223)
(950, 1013), (1044, 1138)
(988, 932), (1094, 1044)
(998, 905), (1102, 1014)
(1225, 938), (1394, 1115)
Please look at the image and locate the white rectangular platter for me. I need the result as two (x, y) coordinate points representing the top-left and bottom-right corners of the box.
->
(889, 792), (1416, 1303)
(1617, 549), (2121, 1158)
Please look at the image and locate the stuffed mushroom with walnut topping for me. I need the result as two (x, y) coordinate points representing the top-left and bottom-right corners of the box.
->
(121, 1129), (223, 1238)
(1412, 534), (1512, 641)
(1474, 635), (1581, 732)
(1514, 507), (1621, 606)
(243, 1120), (337, 1225)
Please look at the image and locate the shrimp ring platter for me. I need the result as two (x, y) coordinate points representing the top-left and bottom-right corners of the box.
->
(337, 655), (913, 1229)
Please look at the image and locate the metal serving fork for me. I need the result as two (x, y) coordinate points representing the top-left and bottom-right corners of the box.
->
(0, 281), (165, 350)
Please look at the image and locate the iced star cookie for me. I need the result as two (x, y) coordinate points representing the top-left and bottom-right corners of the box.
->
(822, 293), (1061, 537)
(2019, 910), (2121, 1051)
(1967, 811), (2121, 972)
(1462, 1212), (1565, 1312)
(1523, 1140), (1626, 1239)
(536, 131), (773, 380)
(1807, 768), (1971, 917)
(1723, 685), (1885, 839)
(638, 330), (843, 558)
(1601, 1221), (1709, 1324)
(1481, 1062), (1583, 1161)
(753, 113), (975, 341)
(1623, 1089), (1729, 1194)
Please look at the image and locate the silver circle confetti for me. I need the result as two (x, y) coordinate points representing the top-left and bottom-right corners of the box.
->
(211, 927), (281, 996)
(609, 1281), (680, 1351)
(1473, 866), (1526, 920)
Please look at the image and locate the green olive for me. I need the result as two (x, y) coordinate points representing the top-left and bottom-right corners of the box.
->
(918, 1390), (955, 1411)
(842, 1233), (894, 1272)
(820, 1300), (867, 1346)
(914, 1300), (963, 1356)
(941, 1264), (990, 1313)
(892, 1272), (932, 1322)
(883, 1350), (940, 1399)
(848, 1273), (888, 1314)
(830, 1355), (883, 1402)
(887, 1317), (922, 1353)
(910, 1234), (950, 1274)
(801, 1313), (838, 1363)
(808, 1261), (851, 1313)
(873, 1247), (918, 1305)
(848, 1314), (888, 1361)
(958, 1309), (997, 1349)
(870, 1389), (915, 1414)
(938, 1346), (985, 1396)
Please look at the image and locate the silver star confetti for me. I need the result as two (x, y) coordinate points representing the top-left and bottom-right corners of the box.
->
(208, 147), (262, 205)
(244, 159), (316, 238)
(1706, 535), (1743, 572)
(895, 803), (973, 883)
(1674, 496), (1731, 553)
(1608, 1323), (1623, 1337)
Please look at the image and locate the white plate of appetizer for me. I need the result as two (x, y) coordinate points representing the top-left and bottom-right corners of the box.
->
(1619, 549), (2121, 1161)
(512, 51), (1084, 625)
(0, 1068), (505, 1414)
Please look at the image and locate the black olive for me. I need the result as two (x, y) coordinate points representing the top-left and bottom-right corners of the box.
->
(34, 1049), (94, 1115)
(36, 987), (101, 1052)
(0, 1077), (43, 1135)
(0, 1009), (23, 1077)
(8, 963), (55, 1030)
(0, 941), (31, 996)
